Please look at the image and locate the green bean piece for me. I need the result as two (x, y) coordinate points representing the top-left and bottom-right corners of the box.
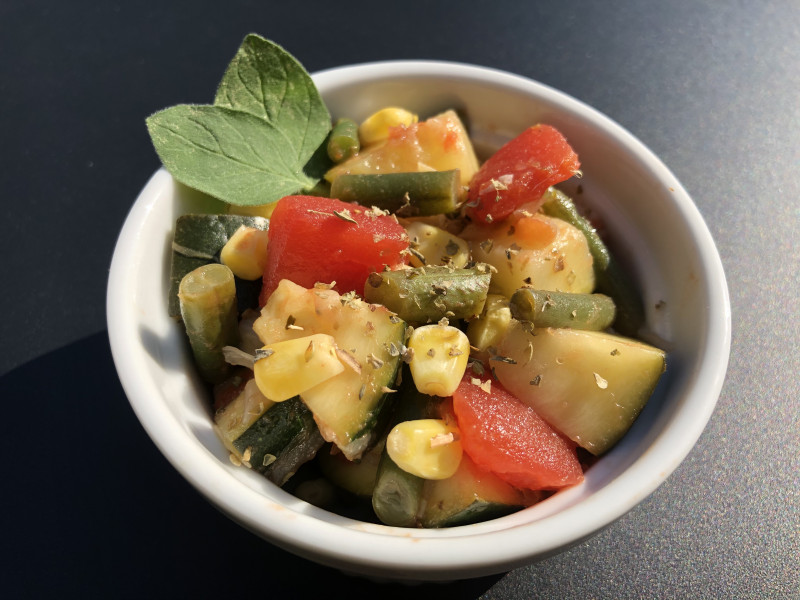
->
(330, 170), (461, 216)
(541, 187), (644, 336)
(541, 187), (610, 272)
(178, 263), (239, 383)
(510, 288), (616, 331)
(372, 370), (441, 527)
(327, 118), (360, 163)
(168, 213), (268, 318)
(372, 450), (426, 527)
(364, 265), (491, 324)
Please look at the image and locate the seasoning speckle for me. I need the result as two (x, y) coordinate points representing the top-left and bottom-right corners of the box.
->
(430, 432), (455, 448)
(336, 348), (362, 374)
(333, 208), (358, 224)
(366, 353), (384, 369)
(254, 348), (274, 361)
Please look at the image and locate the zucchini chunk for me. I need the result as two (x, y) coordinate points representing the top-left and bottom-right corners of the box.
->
(318, 442), (384, 497)
(214, 379), (323, 486)
(466, 294), (512, 354)
(405, 221), (470, 268)
(494, 321), (666, 455)
(253, 280), (406, 460)
(420, 454), (536, 528)
(324, 110), (479, 195)
(169, 214), (268, 317)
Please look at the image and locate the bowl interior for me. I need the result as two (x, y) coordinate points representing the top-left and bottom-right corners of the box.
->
(107, 61), (730, 580)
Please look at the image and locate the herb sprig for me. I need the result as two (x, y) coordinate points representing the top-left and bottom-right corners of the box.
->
(146, 35), (331, 206)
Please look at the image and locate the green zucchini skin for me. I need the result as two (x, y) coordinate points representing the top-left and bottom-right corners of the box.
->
(419, 454), (533, 528)
(253, 280), (406, 461)
(232, 396), (324, 486)
(421, 498), (521, 528)
(169, 214), (268, 318)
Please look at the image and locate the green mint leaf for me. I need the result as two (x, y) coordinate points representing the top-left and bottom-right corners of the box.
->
(146, 35), (331, 206)
(146, 105), (318, 206)
(214, 34), (331, 179)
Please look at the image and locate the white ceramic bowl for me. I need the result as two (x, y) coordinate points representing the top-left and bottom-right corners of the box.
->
(107, 61), (730, 581)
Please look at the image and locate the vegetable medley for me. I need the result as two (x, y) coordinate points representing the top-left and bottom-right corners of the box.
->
(152, 35), (666, 528)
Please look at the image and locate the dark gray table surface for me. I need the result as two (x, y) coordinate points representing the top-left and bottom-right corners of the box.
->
(2, 1), (798, 598)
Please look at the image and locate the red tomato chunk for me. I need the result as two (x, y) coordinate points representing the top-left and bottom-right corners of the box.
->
(466, 124), (580, 224)
(259, 195), (409, 304)
(452, 374), (584, 491)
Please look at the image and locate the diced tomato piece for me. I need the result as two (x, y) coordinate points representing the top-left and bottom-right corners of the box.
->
(452, 373), (583, 491)
(466, 125), (580, 224)
(259, 196), (409, 304)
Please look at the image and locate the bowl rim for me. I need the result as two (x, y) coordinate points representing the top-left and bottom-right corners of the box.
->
(108, 59), (731, 579)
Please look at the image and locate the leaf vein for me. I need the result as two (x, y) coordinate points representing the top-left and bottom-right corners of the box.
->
(238, 65), (268, 121)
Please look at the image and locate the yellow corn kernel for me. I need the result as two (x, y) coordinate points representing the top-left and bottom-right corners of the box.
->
(358, 107), (418, 146)
(387, 419), (462, 480)
(220, 225), (269, 280)
(253, 334), (344, 402)
(466, 294), (512, 352)
(405, 221), (470, 268)
(408, 324), (470, 396)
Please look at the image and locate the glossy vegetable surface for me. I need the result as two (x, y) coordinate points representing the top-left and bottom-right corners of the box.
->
(254, 279), (406, 460)
(452, 373), (584, 490)
(258, 195), (409, 303)
(466, 125), (580, 224)
(166, 104), (662, 527)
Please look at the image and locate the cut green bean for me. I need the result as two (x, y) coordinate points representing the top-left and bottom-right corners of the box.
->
(330, 170), (461, 216)
(326, 118), (360, 163)
(168, 214), (268, 318)
(364, 265), (491, 324)
(372, 370), (441, 527)
(372, 447), (425, 527)
(178, 263), (239, 383)
(510, 288), (616, 331)
(541, 187), (610, 272)
(541, 187), (644, 336)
